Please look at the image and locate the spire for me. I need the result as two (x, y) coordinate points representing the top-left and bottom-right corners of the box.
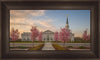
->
(65, 14), (69, 30)
(66, 14), (68, 24)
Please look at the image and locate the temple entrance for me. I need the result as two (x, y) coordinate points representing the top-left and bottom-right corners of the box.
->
(44, 35), (51, 42)
(47, 35), (49, 41)
(43, 30), (54, 42)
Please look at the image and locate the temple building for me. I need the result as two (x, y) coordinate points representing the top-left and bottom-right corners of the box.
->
(21, 15), (74, 42)
(65, 15), (74, 42)
(21, 30), (54, 41)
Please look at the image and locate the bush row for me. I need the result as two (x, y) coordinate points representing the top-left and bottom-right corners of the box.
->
(67, 46), (88, 49)
(10, 41), (45, 43)
(10, 46), (28, 49)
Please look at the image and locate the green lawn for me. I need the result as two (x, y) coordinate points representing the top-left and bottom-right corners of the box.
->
(10, 41), (45, 43)
(10, 46), (29, 49)
(52, 40), (90, 43)
(10, 40), (90, 43)
(67, 40), (90, 43)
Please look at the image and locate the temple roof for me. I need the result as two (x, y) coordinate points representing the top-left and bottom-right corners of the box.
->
(43, 30), (54, 34)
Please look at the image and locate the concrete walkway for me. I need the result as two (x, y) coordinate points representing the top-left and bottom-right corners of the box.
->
(42, 42), (55, 50)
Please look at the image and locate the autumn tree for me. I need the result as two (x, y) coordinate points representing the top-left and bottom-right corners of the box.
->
(59, 28), (70, 47)
(10, 28), (20, 47)
(30, 26), (39, 46)
(83, 29), (90, 41)
(54, 32), (59, 42)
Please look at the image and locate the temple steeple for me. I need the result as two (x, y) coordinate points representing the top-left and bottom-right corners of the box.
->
(65, 14), (69, 30)
(66, 14), (68, 24)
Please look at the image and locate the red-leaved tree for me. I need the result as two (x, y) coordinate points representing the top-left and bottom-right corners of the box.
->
(30, 26), (39, 46)
(54, 32), (59, 42)
(10, 28), (20, 47)
(38, 32), (43, 42)
(83, 29), (90, 41)
(59, 28), (70, 47)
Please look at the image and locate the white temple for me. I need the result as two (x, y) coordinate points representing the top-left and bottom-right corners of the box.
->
(65, 15), (74, 42)
(21, 15), (74, 42)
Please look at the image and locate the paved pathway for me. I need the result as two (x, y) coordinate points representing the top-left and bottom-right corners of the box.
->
(42, 42), (55, 50)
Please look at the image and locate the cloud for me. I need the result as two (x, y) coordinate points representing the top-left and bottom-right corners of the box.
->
(10, 10), (45, 17)
(10, 10), (59, 35)
(10, 10), (45, 24)
(36, 20), (53, 27)
(10, 19), (58, 33)
(35, 19), (59, 32)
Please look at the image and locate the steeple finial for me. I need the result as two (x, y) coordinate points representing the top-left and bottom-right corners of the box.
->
(66, 14), (68, 24)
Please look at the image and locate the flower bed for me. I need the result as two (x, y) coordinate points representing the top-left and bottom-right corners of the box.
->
(52, 44), (69, 50)
(28, 44), (44, 50)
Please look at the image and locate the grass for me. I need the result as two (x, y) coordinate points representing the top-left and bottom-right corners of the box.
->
(66, 46), (90, 49)
(28, 44), (44, 50)
(52, 44), (68, 50)
(10, 46), (28, 49)
(10, 41), (45, 43)
(52, 40), (90, 43)
(67, 46), (73, 48)
(67, 40), (90, 43)
(10, 39), (90, 43)
(51, 41), (62, 43)
(78, 46), (87, 49)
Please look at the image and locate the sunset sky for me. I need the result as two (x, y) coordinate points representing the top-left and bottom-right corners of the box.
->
(10, 10), (90, 37)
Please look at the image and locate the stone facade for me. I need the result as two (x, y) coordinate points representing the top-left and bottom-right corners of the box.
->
(21, 30), (54, 41)
(42, 30), (54, 41)
(21, 32), (31, 41)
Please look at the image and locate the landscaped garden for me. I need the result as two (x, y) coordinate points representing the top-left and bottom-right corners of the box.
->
(10, 46), (29, 49)
(10, 43), (44, 50)
(28, 44), (44, 50)
(66, 46), (90, 49)
(10, 41), (45, 43)
(10, 26), (90, 50)
(52, 43), (68, 50)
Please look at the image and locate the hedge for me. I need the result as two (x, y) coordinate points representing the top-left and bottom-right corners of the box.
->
(78, 46), (87, 49)
(10, 41), (45, 43)
(10, 46), (28, 49)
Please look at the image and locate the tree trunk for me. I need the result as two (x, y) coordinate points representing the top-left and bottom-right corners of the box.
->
(63, 41), (65, 47)
(13, 41), (15, 47)
(33, 41), (34, 47)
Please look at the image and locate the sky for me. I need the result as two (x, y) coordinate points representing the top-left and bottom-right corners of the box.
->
(10, 10), (90, 37)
